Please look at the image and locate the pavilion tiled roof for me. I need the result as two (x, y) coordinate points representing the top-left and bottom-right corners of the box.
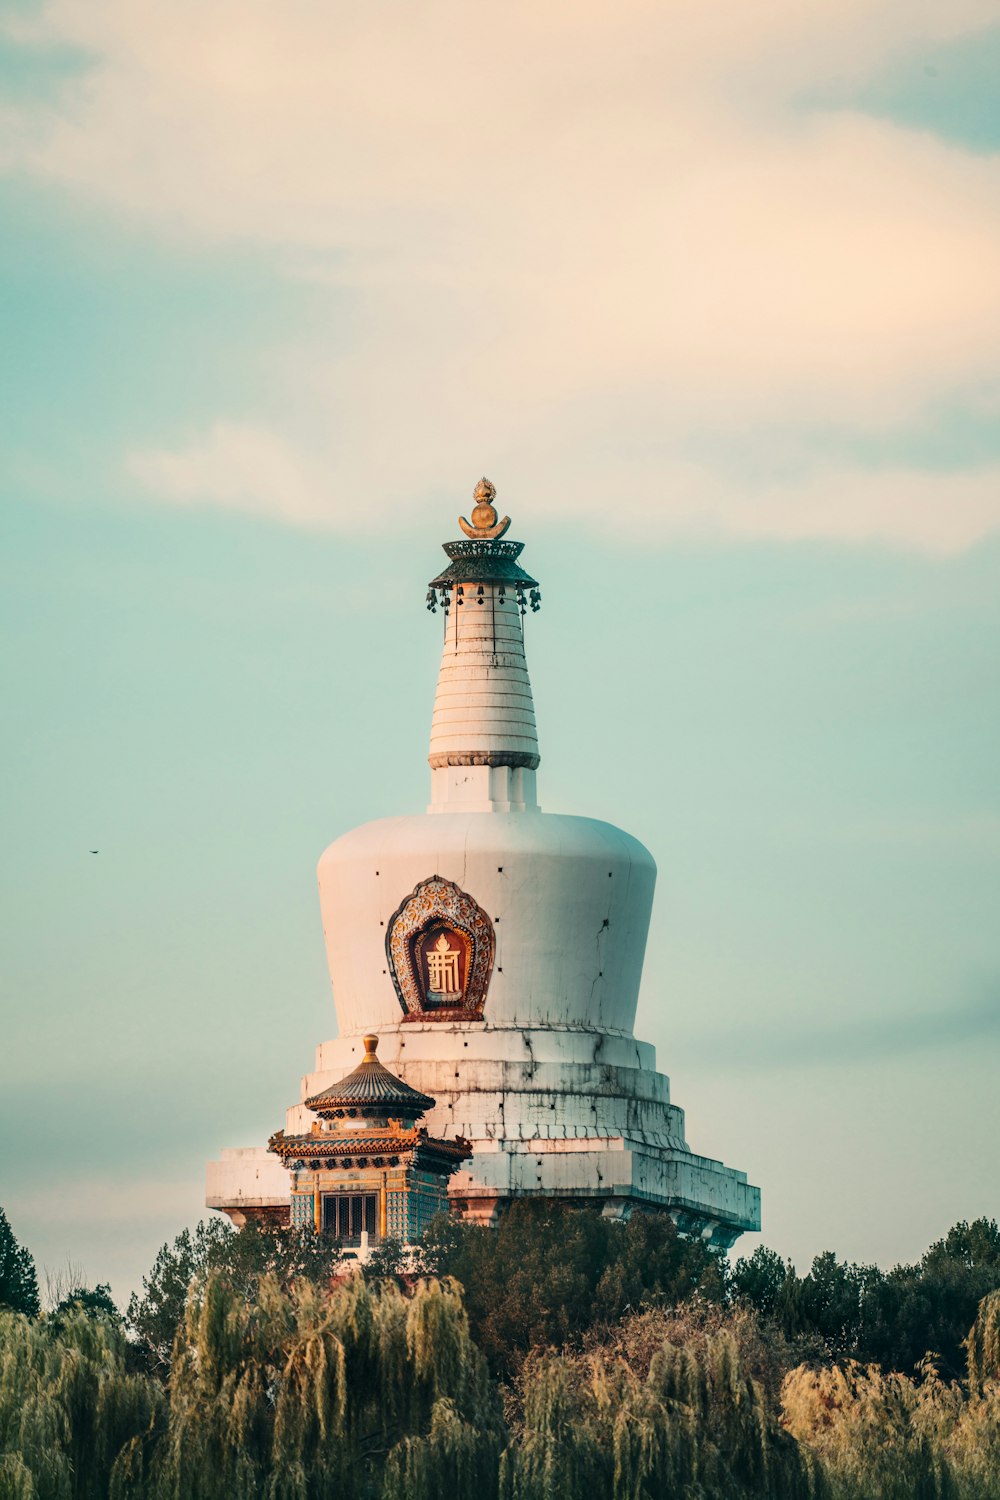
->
(303, 1034), (435, 1118)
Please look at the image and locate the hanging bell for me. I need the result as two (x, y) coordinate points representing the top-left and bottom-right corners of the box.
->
(476, 584), (485, 604)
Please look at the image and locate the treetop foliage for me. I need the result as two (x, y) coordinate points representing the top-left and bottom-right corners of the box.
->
(126, 1216), (344, 1372)
(50, 1283), (121, 1332)
(4, 1204), (1000, 1497)
(0, 1209), (39, 1320)
(415, 1199), (722, 1373)
(730, 1217), (1000, 1380)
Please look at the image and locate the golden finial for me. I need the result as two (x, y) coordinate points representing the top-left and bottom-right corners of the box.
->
(363, 1034), (379, 1060)
(459, 477), (511, 540)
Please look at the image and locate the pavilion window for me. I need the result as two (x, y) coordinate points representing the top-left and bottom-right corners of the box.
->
(322, 1192), (378, 1243)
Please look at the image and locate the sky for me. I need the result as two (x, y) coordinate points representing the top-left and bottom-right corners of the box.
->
(1, 0), (999, 1304)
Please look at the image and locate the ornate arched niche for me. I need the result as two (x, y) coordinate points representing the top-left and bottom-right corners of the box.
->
(386, 875), (495, 1021)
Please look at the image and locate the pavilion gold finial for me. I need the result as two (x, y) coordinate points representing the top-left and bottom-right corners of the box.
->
(363, 1034), (379, 1060)
(459, 477), (511, 540)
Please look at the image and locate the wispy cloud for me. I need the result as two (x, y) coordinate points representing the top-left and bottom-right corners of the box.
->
(5, 1), (1000, 551)
(127, 423), (332, 527)
(128, 424), (1000, 555)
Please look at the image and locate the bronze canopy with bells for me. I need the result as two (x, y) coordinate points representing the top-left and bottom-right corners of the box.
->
(425, 479), (542, 621)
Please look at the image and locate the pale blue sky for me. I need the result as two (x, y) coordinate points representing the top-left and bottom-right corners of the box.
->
(1, 1), (999, 1300)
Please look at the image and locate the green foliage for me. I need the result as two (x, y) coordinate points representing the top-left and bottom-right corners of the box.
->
(502, 1319), (827, 1500)
(2, 1272), (501, 1500)
(736, 1219), (1000, 1379)
(7, 1203), (1000, 1496)
(126, 1218), (343, 1372)
(501, 1354), (605, 1500)
(779, 1355), (1000, 1500)
(158, 1271), (503, 1500)
(5, 1249), (1000, 1497)
(419, 1201), (718, 1373)
(383, 1397), (503, 1500)
(783, 1252), (886, 1360)
(364, 1236), (407, 1279)
(0, 1305), (164, 1499)
(586, 1298), (822, 1413)
(732, 1245), (789, 1317)
(965, 1289), (1000, 1397)
(914, 1219), (1000, 1378)
(50, 1283), (122, 1332)
(0, 1210), (40, 1320)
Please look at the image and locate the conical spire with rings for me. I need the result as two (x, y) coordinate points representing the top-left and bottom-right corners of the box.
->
(425, 479), (542, 813)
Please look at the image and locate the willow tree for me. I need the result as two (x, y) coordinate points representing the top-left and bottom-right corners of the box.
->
(781, 1358), (966, 1500)
(503, 1324), (825, 1500)
(156, 1271), (503, 1500)
(0, 1306), (163, 1500)
(965, 1289), (1000, 1397)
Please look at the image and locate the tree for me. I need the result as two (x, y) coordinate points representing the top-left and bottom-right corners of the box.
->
(730, 1245), (789, 1317)
(160, 1272), (503, 1499)
(51, 1282), (122, 1330)
(795, 1251), (883, 1361)
(365, 1234), (408, 1278)
(739, 1220), (1000, 1379)
(127, 1216), (344, 1371)
(0, 1208), (39, 1318)
(504, 1318), (825, 1500)
(926, 1218), (1000, 1273)
(860, 1218), (1000, 1378)
(781, 1359), (957, 1500)
(0, 1303), (163, 1498)
(965, 1288), (1000, 1396)
(419, 1202), (720, 1374)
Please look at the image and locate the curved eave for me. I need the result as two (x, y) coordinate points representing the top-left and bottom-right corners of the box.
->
(306, 1101), (427, 1120)
(430, 556), (538, 588)
(303, 1061), (436, 1116)
(304, 1087), (435, 1114)
(268, 1129), (470, 1167)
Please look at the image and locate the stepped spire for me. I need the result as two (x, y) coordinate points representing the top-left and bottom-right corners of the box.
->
(425, 480), (542, 813)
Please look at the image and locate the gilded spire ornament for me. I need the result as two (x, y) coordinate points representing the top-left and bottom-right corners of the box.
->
(458, 477), (511, 540)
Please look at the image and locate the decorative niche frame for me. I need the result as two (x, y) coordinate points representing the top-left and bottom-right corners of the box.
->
(385, 875), (495, 1021)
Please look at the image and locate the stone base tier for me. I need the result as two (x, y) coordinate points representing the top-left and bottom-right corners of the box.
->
(449, 1136), (758, 1250)
(206, 1023), (760, 1248)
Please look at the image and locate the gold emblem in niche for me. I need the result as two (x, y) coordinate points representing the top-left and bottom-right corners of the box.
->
(417, 927), (469, 1004)
(425, 933), (460, 997)
(385, 876), (495, 1020)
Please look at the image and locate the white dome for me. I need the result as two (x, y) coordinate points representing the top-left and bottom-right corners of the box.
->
(317, 810), (656, 1038)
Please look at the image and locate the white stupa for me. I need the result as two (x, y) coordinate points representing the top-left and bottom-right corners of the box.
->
(206, 480), (760, 1249)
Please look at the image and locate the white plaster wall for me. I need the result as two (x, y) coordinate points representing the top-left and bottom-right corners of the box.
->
(316, 811), (656, 1038)
(313, 1025), (660, 1071)
(429, 586), (538, 764)
(205, 1147), (288, 1209)
(429, 763), (538, 813)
